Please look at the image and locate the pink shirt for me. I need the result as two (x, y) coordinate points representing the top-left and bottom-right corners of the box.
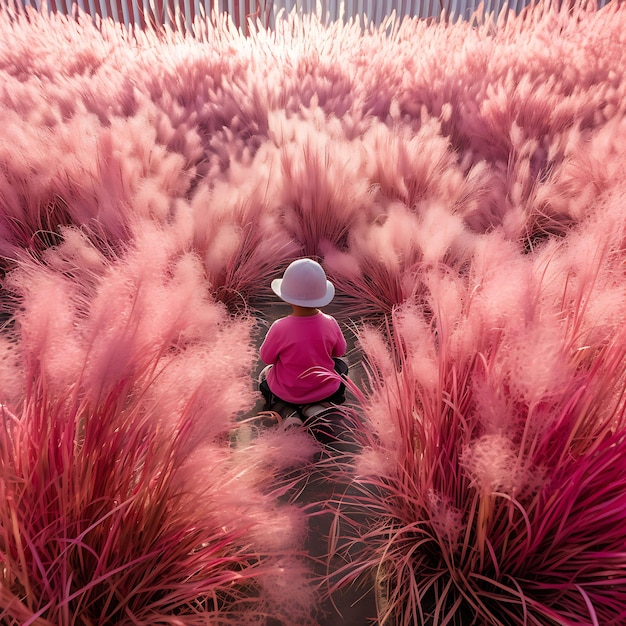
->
(260, 312), (347, 404)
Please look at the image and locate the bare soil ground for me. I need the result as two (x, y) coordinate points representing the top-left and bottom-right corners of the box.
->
(250, 301), (379, 626)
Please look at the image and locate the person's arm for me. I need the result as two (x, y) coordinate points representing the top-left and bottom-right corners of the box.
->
(331, 319), (347, 357)
(259, 323), (279, 364)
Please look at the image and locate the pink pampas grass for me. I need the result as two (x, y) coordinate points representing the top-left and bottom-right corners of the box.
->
(187, 147), (300, 310)
(1, 1), (626, 623)
(0, 229), (317, 625)
(328, 229), (626, 624)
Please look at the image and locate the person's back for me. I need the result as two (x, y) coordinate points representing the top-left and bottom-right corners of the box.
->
(260, 308), (346, 404)
(259, 259), (347, 407)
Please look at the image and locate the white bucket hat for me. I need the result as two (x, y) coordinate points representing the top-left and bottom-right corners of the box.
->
(271, 259), (335, 308)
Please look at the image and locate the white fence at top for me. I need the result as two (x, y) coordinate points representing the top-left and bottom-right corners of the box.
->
(15, 0), (614, 32)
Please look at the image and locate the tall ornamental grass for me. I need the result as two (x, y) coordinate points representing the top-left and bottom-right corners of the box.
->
(1, 0), (626, 623)
(0, 228), (318, 625)
(328, 189), (626, 624)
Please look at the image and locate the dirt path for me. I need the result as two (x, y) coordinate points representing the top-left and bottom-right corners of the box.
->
(249, 302), (379, 626)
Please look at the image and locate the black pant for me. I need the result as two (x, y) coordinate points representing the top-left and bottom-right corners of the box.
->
(259, 358), (348, 409)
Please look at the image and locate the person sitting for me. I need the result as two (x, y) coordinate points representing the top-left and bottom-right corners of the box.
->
(258, 258), (348, 421)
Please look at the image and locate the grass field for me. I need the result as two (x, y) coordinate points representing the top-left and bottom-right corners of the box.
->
(1, 1), (626, 623)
